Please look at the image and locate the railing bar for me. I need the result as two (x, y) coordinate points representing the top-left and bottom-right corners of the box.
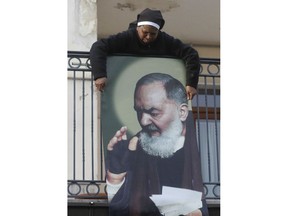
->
(204, 76), (211, 182)
(82, 71), (85, 180)
(73, 70), (76, 180)
(68, 51), (90, 58)
(91, 77), (94, 180)
(100, 98), (104, 181)
(68, 69), (92, 72)
(212, 77), (220, 182)
(196, 93), (201, 152)
(67, 51), (220, 62)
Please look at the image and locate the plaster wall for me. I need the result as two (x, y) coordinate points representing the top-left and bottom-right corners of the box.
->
(67, 0), (220, 58)
(68, 0), (98, 51)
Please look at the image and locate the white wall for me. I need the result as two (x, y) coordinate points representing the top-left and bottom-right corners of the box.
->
(68, 0), (97, 51)
(67, 0), (220, 57)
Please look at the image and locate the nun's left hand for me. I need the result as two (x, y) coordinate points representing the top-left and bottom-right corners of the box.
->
(186, 86), (197, 100)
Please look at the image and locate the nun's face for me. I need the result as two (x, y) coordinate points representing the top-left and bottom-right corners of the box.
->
(137, 25), (159, 44)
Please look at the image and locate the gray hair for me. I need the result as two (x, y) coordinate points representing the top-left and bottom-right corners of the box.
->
(134, 73), (187, 105)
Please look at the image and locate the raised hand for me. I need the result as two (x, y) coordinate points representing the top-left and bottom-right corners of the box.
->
(106, 127), (138, 184)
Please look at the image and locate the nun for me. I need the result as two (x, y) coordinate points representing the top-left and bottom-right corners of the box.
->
(90, 8), (200, 101)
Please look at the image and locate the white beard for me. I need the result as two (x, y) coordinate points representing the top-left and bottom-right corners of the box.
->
(139, 118), (183, 158)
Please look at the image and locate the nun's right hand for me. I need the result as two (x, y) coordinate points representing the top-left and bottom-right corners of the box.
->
(94, 77), (107, 92)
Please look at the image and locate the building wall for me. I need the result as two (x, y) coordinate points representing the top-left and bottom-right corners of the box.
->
(68, 0), (98, 51)
(67, 0), (220, 58)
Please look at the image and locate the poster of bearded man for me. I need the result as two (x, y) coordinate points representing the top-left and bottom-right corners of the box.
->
(101, 55), (209, 216)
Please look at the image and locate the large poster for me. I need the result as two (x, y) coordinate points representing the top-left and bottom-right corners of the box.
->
(102, 55), (206, 216)
(102, 56), (186, 146)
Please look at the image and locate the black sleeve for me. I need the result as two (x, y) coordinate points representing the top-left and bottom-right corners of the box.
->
(89, 30), (131, 80)
(163, 33), (200, 88)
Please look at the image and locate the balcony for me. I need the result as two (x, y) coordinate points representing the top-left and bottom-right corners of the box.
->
(67, 51), (220, 216)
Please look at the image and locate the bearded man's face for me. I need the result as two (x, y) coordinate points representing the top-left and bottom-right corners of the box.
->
(134, 82), (185, 158)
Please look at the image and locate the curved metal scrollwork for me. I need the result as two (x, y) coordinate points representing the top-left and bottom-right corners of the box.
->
(86, 182), (100, 195)
(212, 184), (220, 198)
(67, 181), (81, 196)
(207, 63), (220, 75)
(68, 57), (82, 69)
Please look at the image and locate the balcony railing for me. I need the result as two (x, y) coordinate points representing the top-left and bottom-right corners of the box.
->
(67, 51), (220, 201)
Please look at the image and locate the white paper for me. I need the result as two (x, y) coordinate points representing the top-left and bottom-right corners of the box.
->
(150, 186), (202, 216)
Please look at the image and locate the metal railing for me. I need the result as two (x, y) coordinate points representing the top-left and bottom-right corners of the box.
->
(67, 51), (220, 200)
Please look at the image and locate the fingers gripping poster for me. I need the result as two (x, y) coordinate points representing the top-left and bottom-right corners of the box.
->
(101, 55), (205, 216)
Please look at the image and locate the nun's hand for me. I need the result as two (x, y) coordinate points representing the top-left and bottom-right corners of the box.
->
(186, 86), (197, 100)
(95, 77), (107, 92)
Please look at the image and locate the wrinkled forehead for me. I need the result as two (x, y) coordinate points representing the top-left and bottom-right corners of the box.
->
(134, 82), (170, 107)
(135, 82), (165, 98)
